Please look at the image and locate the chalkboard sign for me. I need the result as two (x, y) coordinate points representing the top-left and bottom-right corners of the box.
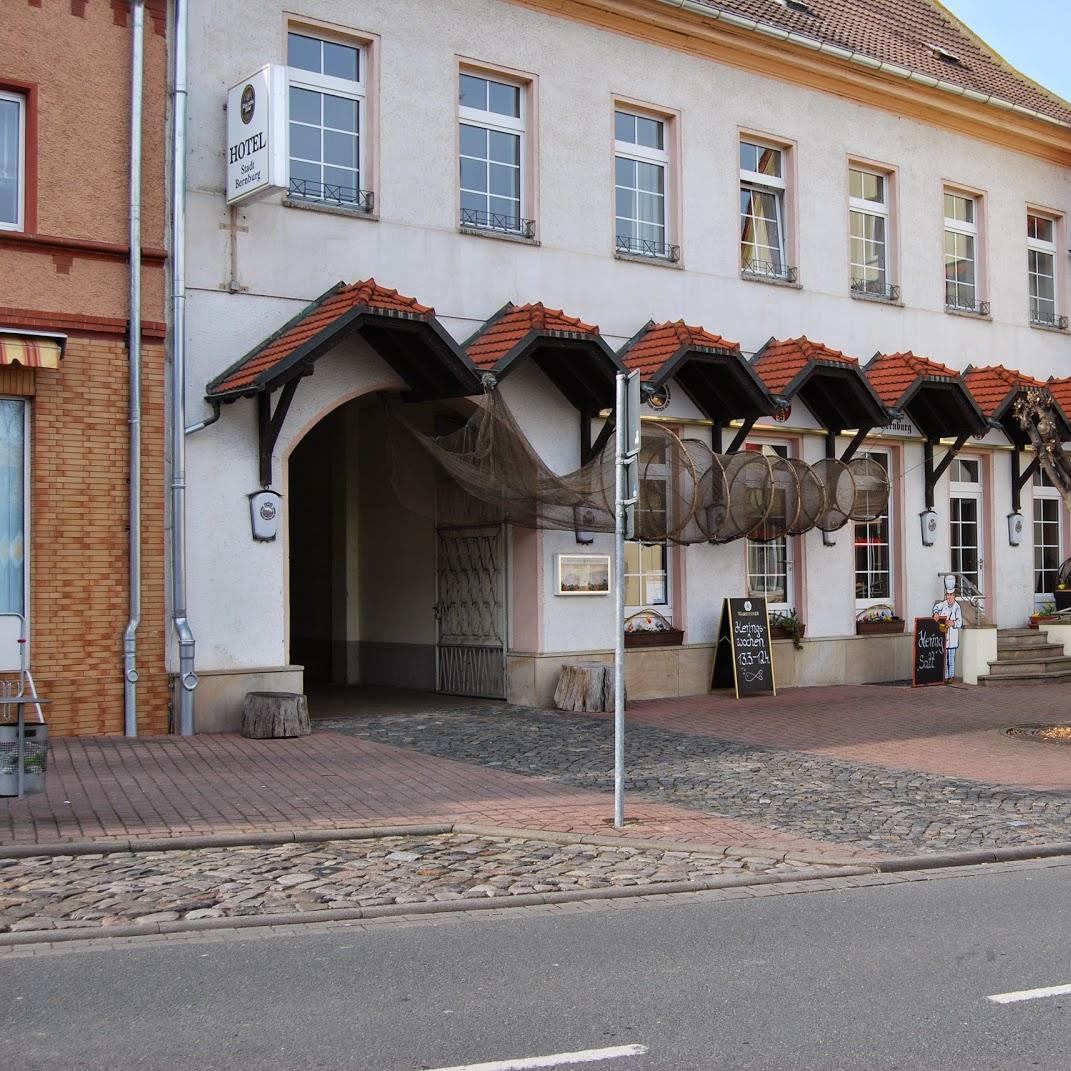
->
(712, 598), (776, 698)
(913, 616), (947, 687)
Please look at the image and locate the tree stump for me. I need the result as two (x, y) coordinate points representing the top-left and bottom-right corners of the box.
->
(241, 692), (311, 739)
(554, 661), (618, 713)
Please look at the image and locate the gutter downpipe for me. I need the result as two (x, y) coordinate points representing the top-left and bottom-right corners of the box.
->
(123, 0), (145, 737)
(650, 0), (1071, 130)
(171, 0), (197, 733)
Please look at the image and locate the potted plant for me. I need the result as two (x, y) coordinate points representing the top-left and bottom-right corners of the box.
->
(856, 604), (906, 635)
(624, 609), (684, 648)
(770, 608), (805, 650)
(1030, 601), (1058, 628)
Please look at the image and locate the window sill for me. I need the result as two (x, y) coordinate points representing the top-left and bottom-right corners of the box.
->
(1029, 320), (1070, 335)
(740, 271), (801, 290)
(459, 225), (540, 247)
(282, 197), (378, 222)
(614, 251), (682, 270)
(945, 305), (992, 322)
(851, 290), (903, 308)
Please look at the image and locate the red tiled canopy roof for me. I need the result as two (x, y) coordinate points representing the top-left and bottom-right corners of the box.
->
(962, 364), (1046, 419)
(1048, 377), (1071, 416)
(751, 336), (858, 395)
(466, 303), (601, 370)
(621, 320), (740, 378)
(209, 279), (435, 396)
(865, 351), (961, 407)
(684, 0), (1071, 125)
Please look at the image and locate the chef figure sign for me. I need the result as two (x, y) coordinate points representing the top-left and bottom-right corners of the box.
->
(932, 574), (962, 683)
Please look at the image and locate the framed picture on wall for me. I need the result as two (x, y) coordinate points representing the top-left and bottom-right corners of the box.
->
(556, 554), (611, 595)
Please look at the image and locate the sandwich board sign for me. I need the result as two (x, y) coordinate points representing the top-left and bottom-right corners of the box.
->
(912, 616), (946, 687)
(712, 597), (776, 698)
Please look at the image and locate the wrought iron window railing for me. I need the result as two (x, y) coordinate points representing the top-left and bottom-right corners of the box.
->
(616, 235), (681, 262)
(944, 298), (990, 316)
(460, 208), (536, 239)
(1030, 309), (1070, 330)
(741, 258), (798, 283)
(852, 278), (901, 301)
(288, 179), (373, 212)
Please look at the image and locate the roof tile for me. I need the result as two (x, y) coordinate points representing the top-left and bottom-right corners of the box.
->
(621, 320), (740, 377)
(1048, 377), (1071, 415)
(962, 364), (1046, 418)
(865, 350), (961, 406)
(211, 279), (433, 395)
(752, 336), (858, 394)
(466, 303), (601, 369)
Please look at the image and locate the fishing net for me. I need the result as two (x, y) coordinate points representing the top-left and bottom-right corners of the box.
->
(846, 455), (891, 522)
(388, 387), (888, 544)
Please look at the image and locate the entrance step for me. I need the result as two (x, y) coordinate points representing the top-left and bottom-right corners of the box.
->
(977, 667), (1071, 685)
(997, 628), (1060, 651)
(986, 655), (1071, 677)
(979, 628), (1071, 686)
(996, 642), (1066, 662)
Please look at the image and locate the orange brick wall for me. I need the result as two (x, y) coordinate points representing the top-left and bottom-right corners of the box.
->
(30, 337), (169, 736)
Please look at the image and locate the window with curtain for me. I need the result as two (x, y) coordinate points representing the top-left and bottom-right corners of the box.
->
(0, 399), (26, 615)
(739, 140), (788, 278)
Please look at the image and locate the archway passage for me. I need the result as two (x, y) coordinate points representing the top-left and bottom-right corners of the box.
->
(288, 392), (507, 698)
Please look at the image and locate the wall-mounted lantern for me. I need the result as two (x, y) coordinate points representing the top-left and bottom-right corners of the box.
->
(920, 508), (938, 546)
(249, 489), (281, 541)
(1007, 511), (1024, 547)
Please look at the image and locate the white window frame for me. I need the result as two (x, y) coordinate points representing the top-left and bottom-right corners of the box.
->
(614, 107), (672, 259)
(0, 90), (26, 232)
(944, 189), (981, 312)
(853, 450), (894, 611)
(739, 138), (788, 279)
(1033, 468), (1063, 602)
(0, 397), (30, 625)
(848, 165), (891, 296)
(286, 31), (367, 208)
(458, 70), (527, 235)
(745, 442), (795, 613)
(949, 458), (984, 592)
(624, 433), (672, 617)
(1027, 210), (1061, 326)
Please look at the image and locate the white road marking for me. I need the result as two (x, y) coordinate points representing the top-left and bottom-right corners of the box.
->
(987, 983), (1071, 1005)
(424, 1042), (648, 1070)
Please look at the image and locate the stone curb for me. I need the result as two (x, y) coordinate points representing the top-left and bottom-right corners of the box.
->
(0, 864), (877, 947)
(874, 841), (1071, 872)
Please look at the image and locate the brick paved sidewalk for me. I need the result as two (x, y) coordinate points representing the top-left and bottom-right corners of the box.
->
(0, 731), (856, 858)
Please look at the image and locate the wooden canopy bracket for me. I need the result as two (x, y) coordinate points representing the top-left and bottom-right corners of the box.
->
(582, 415), (615, 465)
(840, 427), (870, 463)
(726, 416), (757, 454)
(258, 378), (300, 487)
(1011, 450), (1040, 512)
(923, 432), (970, 510)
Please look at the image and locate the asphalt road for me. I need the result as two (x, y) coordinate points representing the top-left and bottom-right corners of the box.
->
(4, 861), (1071, 1070)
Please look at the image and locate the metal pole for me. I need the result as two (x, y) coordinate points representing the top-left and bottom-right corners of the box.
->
(613, 373), (626, 828)
(123, 0), (145, 737)
(170, 0), (198, 733)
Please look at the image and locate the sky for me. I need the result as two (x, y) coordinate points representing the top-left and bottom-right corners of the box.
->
(939, 0), (1071, 103)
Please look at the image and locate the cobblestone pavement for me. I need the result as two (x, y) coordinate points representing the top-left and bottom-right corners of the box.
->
(318, 707), (1071, 856)
(0, 833), (828, 934)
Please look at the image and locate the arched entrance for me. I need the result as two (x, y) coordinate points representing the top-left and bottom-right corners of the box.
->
(287, 392), (507, 697)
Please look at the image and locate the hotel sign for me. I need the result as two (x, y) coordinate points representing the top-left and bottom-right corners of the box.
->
(226, 65), (288, 205)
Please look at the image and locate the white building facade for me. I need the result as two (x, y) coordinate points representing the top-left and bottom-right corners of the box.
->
(179, 0), (1071, 728)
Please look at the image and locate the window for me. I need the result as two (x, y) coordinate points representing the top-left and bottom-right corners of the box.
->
(854, 452), (891, 604)
(746, 444), (794, 610)
(287, 32), (369, 210)
(1034, 467), (1062, 598)
(949, 458), (982, 591)
(459, 72), (528, 236)
(0, 91), (25, 231)
(944, 191), (983, 313)
(0, 399), (27, 615)
(625, 436), (670, 611)
(614, 109), (676, 261)
(1027, 212), (1063, 328)
(849, 166), (894, 298)
(739, 139), (791, 280)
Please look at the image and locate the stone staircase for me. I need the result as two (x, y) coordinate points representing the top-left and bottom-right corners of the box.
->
(977, 628), (1071, 686)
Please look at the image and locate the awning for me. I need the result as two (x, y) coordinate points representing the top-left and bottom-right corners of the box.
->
(0, 331), (65, 369)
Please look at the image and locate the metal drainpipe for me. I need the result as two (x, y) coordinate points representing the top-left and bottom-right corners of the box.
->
(171, 0), (198, 733)
(123, 0), (145, 737)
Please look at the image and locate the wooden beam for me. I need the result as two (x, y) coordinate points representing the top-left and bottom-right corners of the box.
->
(1011, 450), (1040, 512)
(840, 427), (870, 463)
(924, 432), (970, 510)
(258, 378), (300, 487)
(726, 416), (757, 454)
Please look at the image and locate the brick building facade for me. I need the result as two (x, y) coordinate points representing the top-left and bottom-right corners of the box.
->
(1, 1), (170, 735)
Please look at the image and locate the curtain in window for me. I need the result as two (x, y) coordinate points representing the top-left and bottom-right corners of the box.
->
(0, 400), (25, 615)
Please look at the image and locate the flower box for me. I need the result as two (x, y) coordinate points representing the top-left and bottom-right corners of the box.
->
(624, 628), (684, 648)
(770, 623), (805, 642)
(856, 618), (905, 635)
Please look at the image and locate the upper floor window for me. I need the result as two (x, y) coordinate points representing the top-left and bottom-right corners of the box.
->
(849, 166), (895, 299)
(0, 91), (25, 231)
(739, 139), (793, 281)
(458, 72), (530, 237)
(614, 108), (677, 262)
(1028, 211), (1064, 328)
(944, 191), (985, 314)
(287, 31), (370, 211)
